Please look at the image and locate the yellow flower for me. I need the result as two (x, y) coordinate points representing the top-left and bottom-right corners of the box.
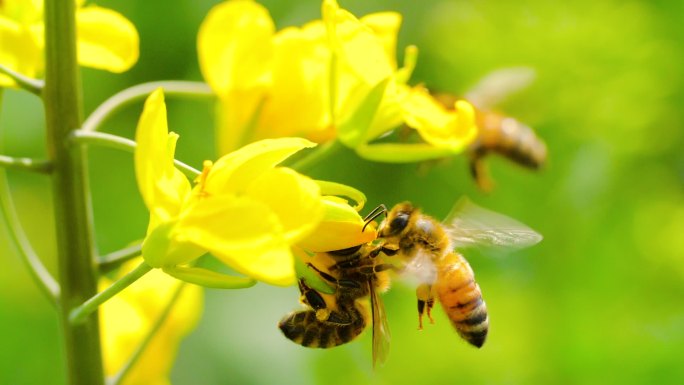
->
(198, 0), (477, 163)
(135, 88), (327, 286)
(198, 0), (333, 153)
(100, 259), (203, 385)
(0, 0), (138, 87)
(322, 0), (478, 161)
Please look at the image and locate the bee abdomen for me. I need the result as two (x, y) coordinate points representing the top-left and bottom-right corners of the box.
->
(437, 262), (489, 348)
(452, 299), (489, 348)
(278, 309), (366, 349)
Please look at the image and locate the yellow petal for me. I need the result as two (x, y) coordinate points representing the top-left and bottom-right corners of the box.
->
(76, 6), (139, 72)
(360, 12), (402, 70)
(256, 24), (332, 141)
(298, 196), (377, 252)
(401, 87), (478, 151)
(244, 167), (323, 243)
(134, 89), (191, 223)
(205, 137), (316, 196)
(1, 0), (43, 24)
(323, 0), (392, 86)
(175, 194), (296, 286)
(0, 17), (42, 86)
(198, 0), (274, 96)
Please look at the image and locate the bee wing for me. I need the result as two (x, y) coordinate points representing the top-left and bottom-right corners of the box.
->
(370, 279), (390, 368)
(444, 196), (542, 250)
(465, 67), (536, 110)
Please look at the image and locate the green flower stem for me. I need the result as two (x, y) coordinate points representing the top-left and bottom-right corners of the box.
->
(44, 0), (104, 383)
(107, 283), (186, 385)
(82, 81), (213, 133)
(289, 139), (346, 173)
(0, 168), (61, 304)
(98, 244), (142, 273)
(0, 90), (60, 304)
(0, 63), (44, 96)
(69, 261), (153, 325)
(0, 154), (53, 173)
(70, 130), (201, 178)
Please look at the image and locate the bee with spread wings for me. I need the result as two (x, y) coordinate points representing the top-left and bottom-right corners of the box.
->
(377, 197), (542, 348)
(279, 197), (541, 365)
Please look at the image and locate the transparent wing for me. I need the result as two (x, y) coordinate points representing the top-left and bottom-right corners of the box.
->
(444, 196), (542, 250)
(464, 67), (536, 110)
(370, 279), (390, 368)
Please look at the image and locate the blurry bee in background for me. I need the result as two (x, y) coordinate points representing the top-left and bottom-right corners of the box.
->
(279, 206), (397, 367)
(435, 67), (548, 192)
(378, 197), (542, 348)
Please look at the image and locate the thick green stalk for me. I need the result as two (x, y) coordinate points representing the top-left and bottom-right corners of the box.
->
(44, 1), (105, 384)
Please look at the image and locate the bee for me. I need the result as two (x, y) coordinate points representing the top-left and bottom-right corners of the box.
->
(436, 67), (547, 191)
(279, 205), (397, 367)
(378, 197), (542, 348)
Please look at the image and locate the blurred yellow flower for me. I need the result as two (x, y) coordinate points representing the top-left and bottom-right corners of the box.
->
(100, 259), (203, 385)
(0, 0), (139, 87)
(198, 0), (477, 163)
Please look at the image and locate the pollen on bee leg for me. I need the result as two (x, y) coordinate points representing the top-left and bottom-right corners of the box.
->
(315, 308), (330, 322)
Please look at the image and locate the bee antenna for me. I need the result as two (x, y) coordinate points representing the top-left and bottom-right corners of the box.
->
(363, 204), (387, 232)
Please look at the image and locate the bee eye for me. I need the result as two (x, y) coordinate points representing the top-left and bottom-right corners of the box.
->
(390, 213), (409, 233)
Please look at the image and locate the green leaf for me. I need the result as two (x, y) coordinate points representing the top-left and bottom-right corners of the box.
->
(162, 265), (256, 289)
(337, 77), (391, 148)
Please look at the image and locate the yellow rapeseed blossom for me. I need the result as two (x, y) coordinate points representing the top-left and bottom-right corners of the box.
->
(198, 0), (477, 163)
(0, 0), (139, 86)
(135, 88), (374, 287)
(100, 259), (203, 385)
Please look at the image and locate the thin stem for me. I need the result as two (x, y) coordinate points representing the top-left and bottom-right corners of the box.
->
(69, 130), (200, 178)
(0, 63), (44, 96)
(69, 261), (153, 325)
(107, 283), (186, 385)
(0, 90), (60, 304)
(82, 81), (213, 133)
(44, 0), (105, 383)
(0, 154), (53, 174)
(289, 139), (345, 173)
(99, 244), (142, 273)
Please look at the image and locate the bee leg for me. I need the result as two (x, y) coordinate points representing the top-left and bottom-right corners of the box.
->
(416, 284), (434, 330)
(298, 279), (328, 312)
(469, 152), (494, 193)
(306, 263), (362, 289)
(354, 263), (396, 276)
(367, 243), (399, 259)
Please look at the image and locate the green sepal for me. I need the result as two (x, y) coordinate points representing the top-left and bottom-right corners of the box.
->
(294, 251), (335, 294)
(162, 265), (256, 289)
(315, 180), (367, 211)
(141, 221), (175, 268)
(355, 142), (457, 163)
(338, 77), (391, 148)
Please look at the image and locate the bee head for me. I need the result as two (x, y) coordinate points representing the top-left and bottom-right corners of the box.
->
(380, 202), (416, 237)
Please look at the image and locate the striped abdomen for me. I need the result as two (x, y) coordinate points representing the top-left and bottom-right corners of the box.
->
(278, 306), (366, 349)
(473, 111), (547, 169)
(435, 253), (489, 348)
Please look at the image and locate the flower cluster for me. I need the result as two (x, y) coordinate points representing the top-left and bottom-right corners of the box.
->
(198, 0), (477, 162)
(135, 88), (375, 287)
(0, 0), (138, 86)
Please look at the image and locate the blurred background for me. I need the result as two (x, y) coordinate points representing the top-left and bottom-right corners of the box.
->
(1, 0), (683, 384)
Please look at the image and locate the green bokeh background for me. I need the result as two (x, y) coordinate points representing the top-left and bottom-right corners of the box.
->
(2, 0), (683, 384)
